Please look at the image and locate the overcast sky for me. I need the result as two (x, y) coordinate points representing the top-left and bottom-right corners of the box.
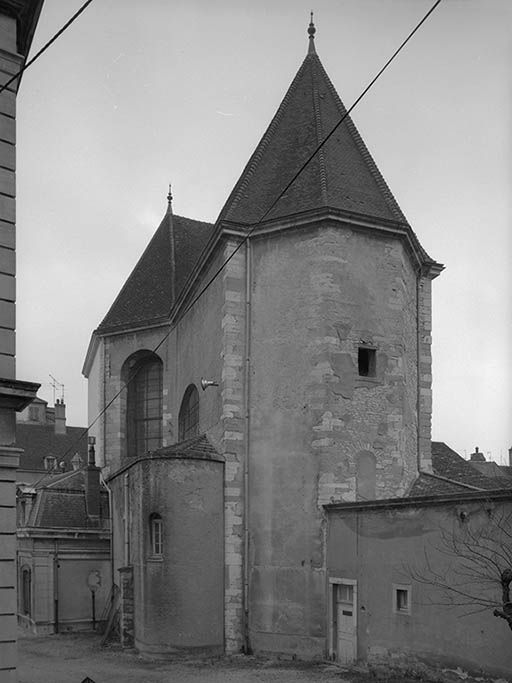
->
(15, 0), (511, 463)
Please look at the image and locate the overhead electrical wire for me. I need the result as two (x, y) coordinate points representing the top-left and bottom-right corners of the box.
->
(52, 0), (443, 465)
(13, 2), (97, 489)
(0, 0), (95, 95)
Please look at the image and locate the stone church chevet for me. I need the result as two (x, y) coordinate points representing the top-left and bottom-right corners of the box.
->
(83, 19), (444, 658)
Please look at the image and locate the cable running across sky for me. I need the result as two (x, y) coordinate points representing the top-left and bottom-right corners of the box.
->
(0, 0), (95, 95)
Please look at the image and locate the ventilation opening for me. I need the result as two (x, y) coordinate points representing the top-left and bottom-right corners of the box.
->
(358, 347), (376, 377)
(395, 587), (411, 614)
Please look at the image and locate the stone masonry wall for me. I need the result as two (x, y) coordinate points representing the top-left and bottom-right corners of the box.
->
(119, 565), (134, 648)
(418, 275), (433, 472)
(247, 223), (426, 656)
(220, 238), (247, 652)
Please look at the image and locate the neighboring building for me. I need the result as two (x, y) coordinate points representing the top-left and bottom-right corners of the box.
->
(17, 446), (111, 634)
(325, 488), (512, 678)
(83, 21), (444, 658)
(16, 397), (88, 484)
(0, 2), (44, 680)
(412, 441), (512, 494)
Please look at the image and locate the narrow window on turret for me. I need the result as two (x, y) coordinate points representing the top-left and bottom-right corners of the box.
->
(150, 513), (163, 556)
(358, 347), (376, 377)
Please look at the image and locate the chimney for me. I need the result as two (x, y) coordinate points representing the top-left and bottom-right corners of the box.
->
(509, 446), (512, 468)
(85, 437), (100, 522)
(470, 446), (485, 462)
(54, 399), (66, 435)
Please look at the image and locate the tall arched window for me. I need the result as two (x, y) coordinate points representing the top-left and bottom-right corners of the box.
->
(125, 352), (163, 458)
(178, 384), (199, 441)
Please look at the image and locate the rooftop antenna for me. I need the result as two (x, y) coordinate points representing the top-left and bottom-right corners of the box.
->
(49, 374), (64, 403)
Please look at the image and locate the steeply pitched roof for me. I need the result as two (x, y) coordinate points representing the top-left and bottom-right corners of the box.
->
(94, 25), (440, 340)
(97, 213), (215, 335)
(16, 423), (88, 473)
(150, 433), (224, 462)
(218, 35), (408, 228)
(408, 442), (512, 497)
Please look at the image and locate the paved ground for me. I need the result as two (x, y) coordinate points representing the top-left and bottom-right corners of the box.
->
(17, 631), (357, 683)
(17, 630), (508, 683)
(17, 630), (409, 683)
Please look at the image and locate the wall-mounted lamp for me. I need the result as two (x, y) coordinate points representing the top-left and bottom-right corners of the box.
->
(201, 378), (219, 391)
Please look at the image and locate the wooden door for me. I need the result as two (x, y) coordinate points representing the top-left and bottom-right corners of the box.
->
(335, 582), (356, 664)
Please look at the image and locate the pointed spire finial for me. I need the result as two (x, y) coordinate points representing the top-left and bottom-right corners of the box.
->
(308, 11), (316, 54)
(167, 183), (173, 214)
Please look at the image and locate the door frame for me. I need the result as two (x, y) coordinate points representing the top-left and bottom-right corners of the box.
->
(328, 577), (357, 661)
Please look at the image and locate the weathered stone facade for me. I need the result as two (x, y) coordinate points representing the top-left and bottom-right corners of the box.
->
(110, 450), (225, 655)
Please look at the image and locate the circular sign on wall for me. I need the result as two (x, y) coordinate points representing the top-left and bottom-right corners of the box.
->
(87, 570), (101, 592)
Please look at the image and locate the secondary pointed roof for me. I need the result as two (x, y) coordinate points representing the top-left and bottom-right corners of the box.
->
(97, 204), (215, 335)
(219, 19), (409, 227)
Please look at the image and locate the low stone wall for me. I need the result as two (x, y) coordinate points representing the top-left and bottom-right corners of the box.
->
(119, 566), (134, 648)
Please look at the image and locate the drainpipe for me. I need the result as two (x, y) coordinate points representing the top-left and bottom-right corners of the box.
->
(102, 341), (107, 469)
(243, 237), (252, 653)
(123, 473), (130, 566)
(100, 472), (115, 602)
(53, 540), (59, 633)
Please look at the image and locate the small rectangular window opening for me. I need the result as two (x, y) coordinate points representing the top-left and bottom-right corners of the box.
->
(395, 588), (410, 613)
(358, 347), (376, 377)
(152, 518), (163, 556)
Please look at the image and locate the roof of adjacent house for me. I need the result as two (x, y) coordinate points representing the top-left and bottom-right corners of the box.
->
(466, 458), (512, 482)
(97, 212), (215, 335)
(16, 423), (88, 474)
(408, 441), (512, 497)
(24, 469), (109, 530)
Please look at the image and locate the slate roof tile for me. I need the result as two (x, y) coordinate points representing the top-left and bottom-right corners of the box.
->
(16, 423), (88, 473)
(30, 470), (109, 529)
(97, 214), (214, 335)
(408, 442), (511, 497)
(431, 441), (511, 491)
(149, 433), (224, 462)
(469, 460), (512, 480)
(408, 472), (474, 497)
(218, 48), (414, 231)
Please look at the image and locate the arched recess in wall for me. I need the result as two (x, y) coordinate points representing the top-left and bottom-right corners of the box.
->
(20, 565), (31, 616)
(178, 384), (199, 441)
(122, 350), (163, 459)
(356, 450), (377, 502)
